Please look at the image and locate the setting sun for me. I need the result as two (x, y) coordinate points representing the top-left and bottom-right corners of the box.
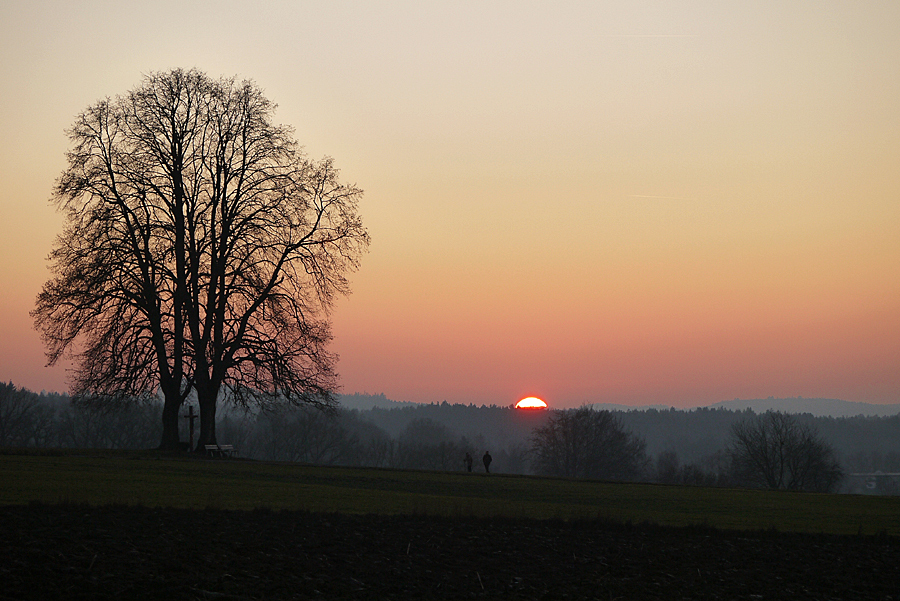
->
(515, 397), (548, 410)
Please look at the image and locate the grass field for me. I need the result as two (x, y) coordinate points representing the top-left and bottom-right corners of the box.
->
(2, 449), (899, 536)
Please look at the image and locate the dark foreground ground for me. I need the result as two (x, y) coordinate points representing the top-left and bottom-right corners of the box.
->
(1, 504), (898, 600)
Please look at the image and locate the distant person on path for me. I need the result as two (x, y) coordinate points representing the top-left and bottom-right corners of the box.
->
(465, 452), (473, 472)
(483, 451), (492, 474)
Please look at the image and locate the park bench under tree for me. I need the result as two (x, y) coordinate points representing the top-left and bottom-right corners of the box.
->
(204, 444), (235, 457)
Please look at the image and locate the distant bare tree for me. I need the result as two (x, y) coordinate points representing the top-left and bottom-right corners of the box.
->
(55, 399), (159, 449)
(33, 69), (368, 450)
(0, 383), (56, 447)
(530, 407), (648, 480)
(655, 450), (681, 484)
(653, 449), (732, 488)
(729, 411), (843, 492)
(396, 418), (459, 470)
(214, 409), (256, 457)
(251, 405), (352, 464)
(338, 411), (394, 467)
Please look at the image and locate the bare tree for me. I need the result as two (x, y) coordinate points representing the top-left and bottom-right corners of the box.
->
(653, 449), (731, 488)
(250, 406), (347, 463)
(0, 382), (56, 447)
(33, 69), (368, 450)
(396, 418), (459, 470)
(529, 407), (648, 480)
(47, 396), (154, 449)
(729, 411), (843, 492)
(338, 411), (394, 467)
(655, 450), (681, 484)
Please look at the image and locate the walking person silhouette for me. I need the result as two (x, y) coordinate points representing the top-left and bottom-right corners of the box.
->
(482, 451), (492, 474)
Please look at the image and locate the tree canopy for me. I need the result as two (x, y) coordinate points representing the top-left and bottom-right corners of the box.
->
(729, 411), (843, 492)
(529, 407), (648, 480)
(33, 69), (369, 450)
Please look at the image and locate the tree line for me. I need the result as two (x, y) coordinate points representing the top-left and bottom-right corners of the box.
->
(7, 382), (899, 494)
(0, 382), (160, 449)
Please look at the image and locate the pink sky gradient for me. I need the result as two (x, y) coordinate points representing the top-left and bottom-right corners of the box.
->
(2, 2), (898, 408)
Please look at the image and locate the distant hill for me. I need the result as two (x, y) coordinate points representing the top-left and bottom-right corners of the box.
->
(588, 403), (671, 412)
(337, 393), (416, 411)
(339, 393), (900, 418)
(485, 398), (900, 418)
(707, 397), (900, 418)
(584, 398), (900, 417)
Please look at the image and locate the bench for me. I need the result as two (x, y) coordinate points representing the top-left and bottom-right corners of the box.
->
(204, 444), (236, 457)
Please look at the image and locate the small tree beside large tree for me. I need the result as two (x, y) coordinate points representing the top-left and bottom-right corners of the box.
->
(33, 69), (369, 450)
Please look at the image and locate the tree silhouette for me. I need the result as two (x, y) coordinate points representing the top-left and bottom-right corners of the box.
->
(729, 411), (843, 492)
(529, 407), (648, 480)
(33, 69), (368, 450)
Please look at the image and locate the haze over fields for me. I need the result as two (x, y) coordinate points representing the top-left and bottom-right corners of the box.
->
(2, 2), (898, 408)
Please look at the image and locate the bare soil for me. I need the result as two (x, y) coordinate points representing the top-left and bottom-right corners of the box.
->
(1, 503), (898, 600)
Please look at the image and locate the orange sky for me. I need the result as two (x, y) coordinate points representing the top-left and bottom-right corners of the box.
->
(2, 2), (898, 408)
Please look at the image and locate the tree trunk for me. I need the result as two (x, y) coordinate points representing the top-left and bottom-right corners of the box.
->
(196, 388), (219, 453)
(158, 394), (182, 451)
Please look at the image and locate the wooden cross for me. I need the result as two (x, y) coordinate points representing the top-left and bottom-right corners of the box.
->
(183, 406), (198, 451)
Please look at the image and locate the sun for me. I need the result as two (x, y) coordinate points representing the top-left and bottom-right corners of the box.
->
(515, 396), (548, 410)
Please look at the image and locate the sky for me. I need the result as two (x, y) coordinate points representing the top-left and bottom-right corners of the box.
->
(1, 1), (898, 409)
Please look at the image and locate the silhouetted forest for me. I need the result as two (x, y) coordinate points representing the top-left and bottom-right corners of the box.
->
(3, 383), (899, 493)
